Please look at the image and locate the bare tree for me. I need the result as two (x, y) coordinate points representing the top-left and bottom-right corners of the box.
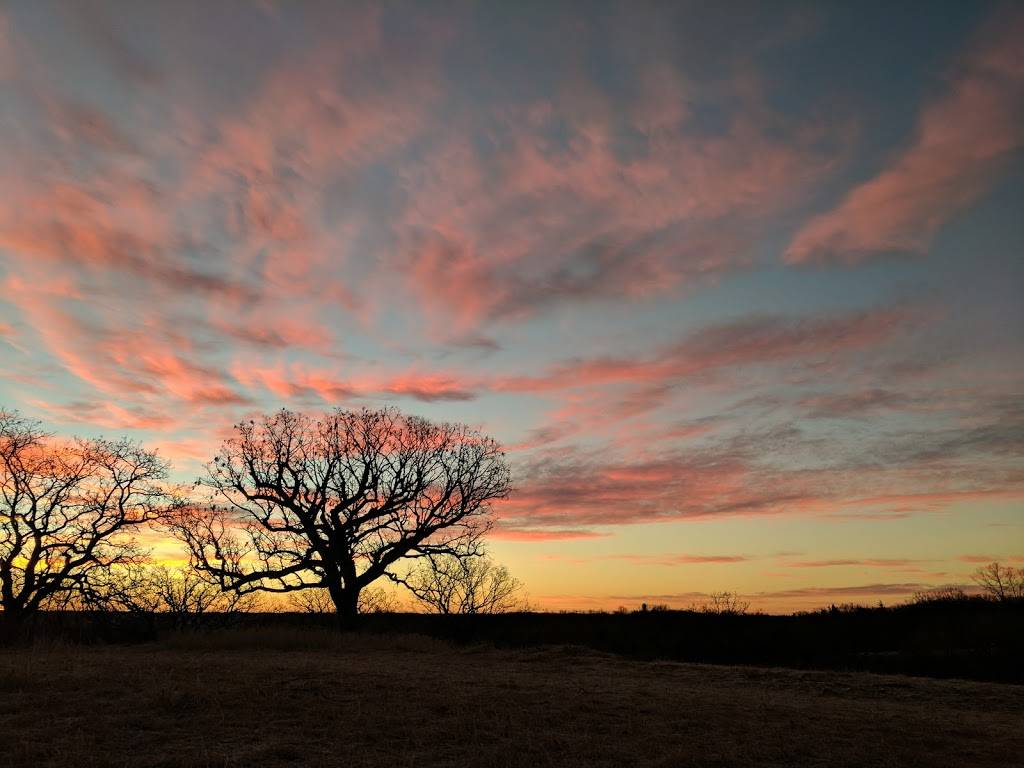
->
(76, 564), (258, 627)
(149, 566), (259, 627)
(973, 562), (1024, 601)
(358, 586), (400, 614)
(75, 561), (163, 615)
(400, 553), (523, 614)
(700, 591), (750, 615)
(171, 408), (511, 626)
(288, 587), (336, 614)
(0, 410), (181, 621)
(289, 585), (399, 614)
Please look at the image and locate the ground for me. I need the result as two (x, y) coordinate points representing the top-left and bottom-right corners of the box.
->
(1, 630), (1021, 767)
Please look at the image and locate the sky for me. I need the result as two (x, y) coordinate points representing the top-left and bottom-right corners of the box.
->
(0, 1), (1022, 612)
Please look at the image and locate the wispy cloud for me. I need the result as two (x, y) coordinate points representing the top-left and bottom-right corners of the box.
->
(785, 558), (931, 569)
(957, 554), (1024, 564)
(786, 8), (1024, 263)
(495, 307), (916, 393)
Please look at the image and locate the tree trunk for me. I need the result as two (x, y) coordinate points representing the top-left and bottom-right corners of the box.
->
(328, 584), (360, 630)
(0, 603), (29, 645)
(0, 600), (27, 624)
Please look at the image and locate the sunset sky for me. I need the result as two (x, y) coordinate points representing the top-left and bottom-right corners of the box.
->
(1, 1), (1022, 612)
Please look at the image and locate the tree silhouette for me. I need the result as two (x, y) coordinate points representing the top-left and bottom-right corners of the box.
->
(399, 553), (523, 614)
(289, 585), (399, 614)
(700, 591), (750, 615)
(0, 410), (180, 621)
(171, 408), (511, 625)
(973, 561), (1024, 601)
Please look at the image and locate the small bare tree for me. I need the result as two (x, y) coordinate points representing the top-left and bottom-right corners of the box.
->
(400, 553), (523, 614)
(358, 586), (400, 614)
(700, 591), (750, 615)
(77, 564), (258, 627)
(0, 411), (181, 621)
(973, 562), (1024, 601)
(75, 561), (163, 614)
(171, 408), (511, 626)
(288, 588), (337, 614)
(149, 566), (259, 627)
(289, 585), (399, 614)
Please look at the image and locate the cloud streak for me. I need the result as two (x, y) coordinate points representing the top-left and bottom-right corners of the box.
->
(495, 307), (916, 393)
(786, 9), (1024, 263)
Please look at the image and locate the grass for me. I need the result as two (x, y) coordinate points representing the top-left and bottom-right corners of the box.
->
(1, 628), (1022, 767)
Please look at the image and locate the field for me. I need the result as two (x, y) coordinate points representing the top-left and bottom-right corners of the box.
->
(2, 629), (1022, 768)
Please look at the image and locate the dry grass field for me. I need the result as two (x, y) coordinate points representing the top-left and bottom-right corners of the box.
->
(1, 629), (1021, 768)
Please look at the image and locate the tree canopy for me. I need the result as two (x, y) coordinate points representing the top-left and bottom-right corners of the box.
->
(0, 410), (179, 619)
(172, 408), (511, 622)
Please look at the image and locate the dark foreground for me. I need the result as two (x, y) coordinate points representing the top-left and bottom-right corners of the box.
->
(1, 630), (1021, 768)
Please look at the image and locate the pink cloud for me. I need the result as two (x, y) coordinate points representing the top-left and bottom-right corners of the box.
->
(496, 307), (914, 393)
(27, 398), (177, 431)
(506, 384), (693, 452)
(497, 409), (1024, 532)
(497, 447), (803, 529)
(0, 179), (256, 302)
(786, 10), (1024, 263)
(615, 554), (750, 565)
(230, 362), (354, 403)
(376, 373), (478, 403)
(0, 11), (451, 428)
(229, 360), (483, 405)
(388, 65), (842, 337)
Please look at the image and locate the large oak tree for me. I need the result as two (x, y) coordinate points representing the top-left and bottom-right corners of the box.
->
(172, 408), (511, 623)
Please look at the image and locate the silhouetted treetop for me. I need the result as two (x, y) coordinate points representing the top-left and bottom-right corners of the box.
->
(171, 407), (511, 622)
(0, 409), (181, 619)
(400, 553), (523, 614)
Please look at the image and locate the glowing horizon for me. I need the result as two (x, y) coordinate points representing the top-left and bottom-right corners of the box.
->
(1, 1), (1022, 613)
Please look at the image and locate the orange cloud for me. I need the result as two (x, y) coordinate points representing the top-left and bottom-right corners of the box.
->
(614, 554), (750, 565)
(786, 558), (931, 569)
